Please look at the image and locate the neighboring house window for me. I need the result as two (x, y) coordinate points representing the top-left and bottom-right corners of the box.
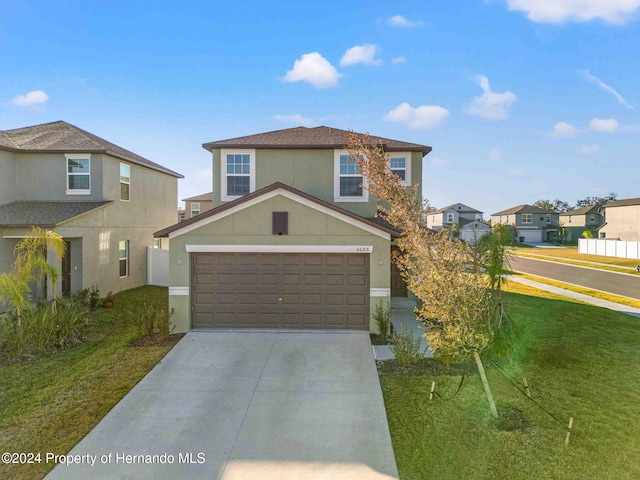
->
(119, 240), (129, 278)
(446, 213), (454, 223)
(475, 213), (482, 221)
(221, 149), (256, 201)
(600, 232), (606, 238)
(153, 239), (162, 249)
(568, 216), (572, 223)
(389, 154), (411, 185)
(120, 163), (130, 201)
(522, 213), (532, 223)
(334, 150), (368, 202)
(589, 215), (595, 223)
(546, 214), (551, 223)
(66, 154), (91, 195)
(191, 202), (200, 217)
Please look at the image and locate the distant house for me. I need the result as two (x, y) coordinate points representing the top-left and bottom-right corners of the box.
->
(460, 220), (492, 245)
(598, 197), (640, 240)
(427, 203), (483, 230)
(559, 205), (604, 241)
(0, 120), (182, 310)
(491, 204), (559, 243)
(182, 192), (213, 220)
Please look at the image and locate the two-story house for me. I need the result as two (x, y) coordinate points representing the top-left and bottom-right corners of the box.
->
(490, 204), (559, 243)
(0, 121), (182, 308)
(598, 197), (640, 240)
(155, 126), (431, 333)
(426, 203), (490, 244)
(182, 192), (214, 220)
(559, 205), (604, 241)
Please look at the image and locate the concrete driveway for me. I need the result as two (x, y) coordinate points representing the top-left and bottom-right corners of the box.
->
(45, 331), (398, 480)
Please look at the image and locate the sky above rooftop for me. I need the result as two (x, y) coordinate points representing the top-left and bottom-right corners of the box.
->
(1, 0), (639, 214)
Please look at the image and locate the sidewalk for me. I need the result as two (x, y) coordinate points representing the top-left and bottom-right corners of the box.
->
(507, 275), (640, 318)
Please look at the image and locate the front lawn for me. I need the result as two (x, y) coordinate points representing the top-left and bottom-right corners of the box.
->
(513, 247), (640, 274)
(0, 286), (182, 480)
(381, 282), (640, 479)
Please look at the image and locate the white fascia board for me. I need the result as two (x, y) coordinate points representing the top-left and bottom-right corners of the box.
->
(169, 287), (189, 296)
(370, 288), (391, 297)
(168, 188), (391, 241)
(186, 245), (374, 254)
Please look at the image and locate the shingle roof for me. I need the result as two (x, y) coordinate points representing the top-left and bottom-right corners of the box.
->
(202, 126), (432, 155)
(491, 204), (556, 216)
(182, 192), (213, 202)
(155, 182), (401, 238)
(0, 121), (182, 178)
(602, 197), (640, 208)
(0, 201), (112, 228)
(430, 203), (482, 215)
(560, 205), (601, 216)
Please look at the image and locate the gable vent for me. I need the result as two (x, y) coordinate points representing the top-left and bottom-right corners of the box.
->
(272, 212), (288, 235)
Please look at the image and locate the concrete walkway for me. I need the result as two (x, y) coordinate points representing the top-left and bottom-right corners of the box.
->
(46, 331), (398, 480)
(508, 275), (640, 318)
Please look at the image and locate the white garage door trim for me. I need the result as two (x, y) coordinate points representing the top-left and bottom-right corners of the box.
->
(186, 245), (374, 254)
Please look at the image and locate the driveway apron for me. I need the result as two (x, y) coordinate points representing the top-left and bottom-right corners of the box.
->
(45, 331), (398, 480)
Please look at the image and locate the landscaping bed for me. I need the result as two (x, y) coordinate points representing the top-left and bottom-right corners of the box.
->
(0, 286), (182, 480)
(380, 283), (640, 479)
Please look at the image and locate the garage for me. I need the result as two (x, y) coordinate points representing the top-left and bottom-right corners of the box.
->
(192, 252), (370, 330)
(519, 229), (543, 243)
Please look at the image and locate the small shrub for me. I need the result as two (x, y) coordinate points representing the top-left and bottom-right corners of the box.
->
(22, 305), (56, 353)
(373, 299), (391, 337)
(390, 324), (422, 367)
(88, 285), (101, 310)
(131, 303), (174, 341)
(0, 314), (30, 361)
(54, 298), (89, 347)
(157, 309), (175, 342)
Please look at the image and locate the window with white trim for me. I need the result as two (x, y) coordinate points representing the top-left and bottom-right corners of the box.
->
(522, 213), (532, 223)
(389, 153), (411, 186)
(119, 240), (129, 278)
(120, 163), (130, 201)
(546, 214), (551, 223)
(66, 154), (91, 194)
(475, 213), (482, 221)
(221, 149), (255, 201)
(191, 202), (200, 217)
(334, 150), (368, 202)
(446, 212), (455, 223)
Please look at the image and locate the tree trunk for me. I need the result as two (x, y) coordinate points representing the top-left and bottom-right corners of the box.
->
(474, 351), (498, 418)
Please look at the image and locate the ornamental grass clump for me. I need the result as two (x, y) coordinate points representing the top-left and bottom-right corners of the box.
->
(390, 324), (422, 367)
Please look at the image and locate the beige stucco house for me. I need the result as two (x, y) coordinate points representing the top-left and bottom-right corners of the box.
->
(182, 192), (214, 220)
(0, 121), (182, 310)
(155, 126), (431, 333)
(598, 197), (640, 240)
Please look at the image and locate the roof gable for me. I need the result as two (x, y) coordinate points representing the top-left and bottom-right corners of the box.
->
(155, 182), (397, 240)
(0, 201), (112, 228)
(492, 204), (556, 216)
(560, 205), (601, 216)
(603, 197), (640, 208)
(431, 203), (482, 215)
(0, 121), (183, 178)
(203, 126), (431, 155)
(182, 192), (213, 202)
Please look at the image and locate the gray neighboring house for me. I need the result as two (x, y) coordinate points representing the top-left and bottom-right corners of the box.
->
(559, 205), (604, 241)
(182, 192), (213, 220)
(426, 203), (489, 244)
(155, 126), (432, 334)
(491, 204), (560, 243)
(0, 121), (182, 310)
(598, 197), (640, 240)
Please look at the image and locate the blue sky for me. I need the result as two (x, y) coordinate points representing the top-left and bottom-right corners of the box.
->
(1, 0), (639, 214)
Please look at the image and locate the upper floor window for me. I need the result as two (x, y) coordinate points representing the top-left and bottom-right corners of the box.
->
(475, 213), (482, 221)
(221, 149), (255, 201)
(120, 163), (130, 201)
(446, 212), (455, 223)
(334, 150), (368, 202)
(522, 213), (532, 223)
(546, 214), (551, 223)
(66, 154), (91, 195)
(191, 202), (200, 217)
(589, 215), (595, 223)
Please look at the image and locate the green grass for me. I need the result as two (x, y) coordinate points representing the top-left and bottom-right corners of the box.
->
(513, 247), (640, 274)
(0, 286), (182, 480)
(381, 283), (640, 480)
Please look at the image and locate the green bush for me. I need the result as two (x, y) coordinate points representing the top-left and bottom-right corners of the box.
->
(390, 324), (422, 367)
(54, 298), (89, 347)
(132, 303), (175, 341)
(0, 314), (30, 361)
(23, 305), (57, 353)
(373, 299), (391, 337)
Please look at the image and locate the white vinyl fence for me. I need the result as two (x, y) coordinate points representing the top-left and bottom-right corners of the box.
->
(578, 238), (640, 260)
(147, 247), (170, 286)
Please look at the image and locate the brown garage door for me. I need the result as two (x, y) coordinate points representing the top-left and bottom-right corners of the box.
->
(191, 252), (370, 330)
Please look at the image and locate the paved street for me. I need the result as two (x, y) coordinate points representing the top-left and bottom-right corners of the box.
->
(510, 256), (640, 300)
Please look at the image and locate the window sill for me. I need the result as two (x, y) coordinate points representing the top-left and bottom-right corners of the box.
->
(66, 190), (91, 195)
(334, 196), (369, 203)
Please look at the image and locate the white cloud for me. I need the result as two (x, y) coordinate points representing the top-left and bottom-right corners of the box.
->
(392, 56), (407, 64)
(577, 144), (601, 154)
(505, 0), (640, 25)
(430, 157), (450, 168)
(589, 118), (619, 133)
(552, 121), (578, 138)
(340, 44), (382, 67)
(273, 114), (315, 127)
(507, 168), (526, 177)
(488, 149), (501, 160)
(389, 15), (422, 27)
(466, 75), (517, 120)
(385, 102), (449, 130)
(581, 70), (635, 111)
(11, 90), (49, 106)
(283, 52), (342, 88)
